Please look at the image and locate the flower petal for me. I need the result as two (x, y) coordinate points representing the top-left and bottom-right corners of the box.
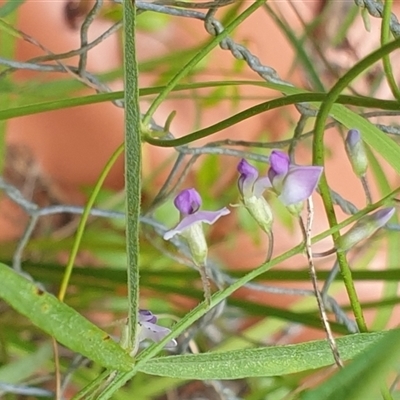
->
(268, 150), (290, 181)
(139, 309), (157, 324)
(174, 188), (202, 216)
(253, 176), (271, 198)
(373, 207), (396, 225)
(237, 159), (259, 198)
(138, 309), (177, 349)
(194, 209), (230, 225)
(346, 128), (361, 148)
(139, 322), (177, 349)
(278, 165), (323, 205)
(163, 208), (230, 240)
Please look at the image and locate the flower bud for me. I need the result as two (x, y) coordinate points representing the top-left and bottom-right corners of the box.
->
(345, 129), (368, 177)
(338, 207), (395, 251)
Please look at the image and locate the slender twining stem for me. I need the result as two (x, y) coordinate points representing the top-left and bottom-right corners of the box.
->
(12, 214), (38, 272)
(266, 231), (274, 263)
(300, 198), (343, 368)
(381, 0), (400, 101)
(198, 263), (212, 306)
(58, 144), (125, 302)
(123, 0), (142, 349)
(150, 0), (234, 8)
(361, 175), (372, 204)
(52, 338), (61, 400)
(78, 0), (103, 74)
(313, 38), (400, 333)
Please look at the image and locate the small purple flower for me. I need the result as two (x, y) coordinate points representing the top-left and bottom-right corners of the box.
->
(138, 309), (177, 349)
(163, 188), (230, 266)
(338, 207), (395, 251)
(164, 188), (230, 241)
(266, 150), (323, 206)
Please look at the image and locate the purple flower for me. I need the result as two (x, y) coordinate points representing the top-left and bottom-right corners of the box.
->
(237, 151), (322, 223)
(338, 207), (395, 251)
(163, 188), (230, 266)
(138, 309), (177, 349)
(163, 188), (230, 241)
(266, 150), (323, 206)
(237, 159), (273, 233)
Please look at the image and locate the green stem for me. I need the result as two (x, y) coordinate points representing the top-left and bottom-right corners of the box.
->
(141, 0), (266, 126)
(313, 37), (400, 333)
(381, 0), (400, 101)
(3, 83), (400, 123)
(58, 144), (124, 301)
(123, 0), (141, 349)
(144, 92), (400, 148)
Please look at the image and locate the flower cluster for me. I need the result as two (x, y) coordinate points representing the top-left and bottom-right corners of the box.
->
(155, 142), (395, 346)
(237, 150), (323, 229)
(163, 147), (395, 258)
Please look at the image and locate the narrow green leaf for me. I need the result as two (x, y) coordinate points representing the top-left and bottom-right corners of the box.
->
(0, 18), (23, 39)
(301, 328), (400, 400)
(0, 1), (25, 18)
(0, 263), (132, 371)
(138, 331), (388, 379)
(0, 91), (124, 121)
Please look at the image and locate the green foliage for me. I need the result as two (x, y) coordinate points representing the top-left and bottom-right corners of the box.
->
(0, 263), (133, 371)
(301, 329), (400, 400)
(1, 0), (400, 399)
(139, 331), (390, 379)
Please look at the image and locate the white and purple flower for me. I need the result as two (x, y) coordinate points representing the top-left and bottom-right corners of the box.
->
(266, 150), (323, 207)
(237, 159), (274, 234)
(138, 309), (177, 349)
(238, 150), (323, 218)
(163, 188), (230, 265)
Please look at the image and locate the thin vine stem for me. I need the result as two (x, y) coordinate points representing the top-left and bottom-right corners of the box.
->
(381, 0), (400, 101)
(300, 199), (343, 368)
(58, 144), (124, 301)
(313, 37), (400, 333)
(144, 92), (400, 148)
